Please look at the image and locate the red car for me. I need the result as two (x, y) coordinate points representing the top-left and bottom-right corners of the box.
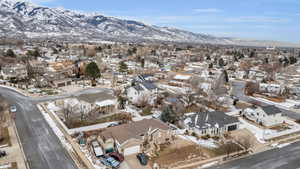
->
(109, 152), (124, 162)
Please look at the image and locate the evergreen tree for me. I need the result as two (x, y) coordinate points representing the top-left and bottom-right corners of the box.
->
(85, 62), (101, 85)
(5, 49), (16, 58)
(119, 61), (128, 73)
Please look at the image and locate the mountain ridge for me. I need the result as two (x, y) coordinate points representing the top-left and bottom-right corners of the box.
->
(0, 0), (299, 47)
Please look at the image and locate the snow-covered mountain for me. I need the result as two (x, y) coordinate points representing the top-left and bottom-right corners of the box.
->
(0, 0), (299, 47)
(0, 0), (235, 44)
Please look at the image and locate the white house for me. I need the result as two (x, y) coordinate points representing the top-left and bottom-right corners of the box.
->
(259, 83), (285, 95)
(243, 105), (286, 127)
(1, 64), (28, 80)
(127, 81), (158, 104)
(183, 111), (240, 136)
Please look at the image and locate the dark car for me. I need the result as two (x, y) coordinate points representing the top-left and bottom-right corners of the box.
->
(109, 152), (124, 162)
(0, 150), (7, 158)
(136, 153), (148, 166)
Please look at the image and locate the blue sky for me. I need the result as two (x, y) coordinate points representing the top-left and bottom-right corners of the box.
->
(31, 0), (300, 42)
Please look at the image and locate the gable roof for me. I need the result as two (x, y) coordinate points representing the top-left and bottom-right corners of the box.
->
(140, 81), (157, 90)
(185, 111), (239, 130)
(261, 105), (282, 115)
(100, 119), (169, 144)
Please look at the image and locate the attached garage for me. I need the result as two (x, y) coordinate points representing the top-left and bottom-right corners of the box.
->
(123, 146), (140, 156)
(227, 124), (238, 131)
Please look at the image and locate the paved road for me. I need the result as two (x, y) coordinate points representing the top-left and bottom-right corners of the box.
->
(209, 141), (300, 169)
(231, 81), (300, 120)
(0, 87), (79, 169)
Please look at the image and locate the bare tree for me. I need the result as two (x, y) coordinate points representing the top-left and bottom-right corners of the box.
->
(244, 81), (259, 96)
(62, 105), (73, 127)
(0, 96), (8, 141)
(136, 94), (150, 108)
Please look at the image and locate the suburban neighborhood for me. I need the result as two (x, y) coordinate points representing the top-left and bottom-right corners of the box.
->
(0, 0), (300, 169)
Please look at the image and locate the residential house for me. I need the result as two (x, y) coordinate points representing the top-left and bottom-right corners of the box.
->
(242, 105), (286, 127)
(183, 111), (239, 136)
(259, 83), (285, 95)
(1, 64), (28, 80)
(99, 119), (171, 156)
(127, 81), (158, 104)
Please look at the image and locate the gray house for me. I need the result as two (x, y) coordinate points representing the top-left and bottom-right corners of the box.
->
(184, 111), (239, 136)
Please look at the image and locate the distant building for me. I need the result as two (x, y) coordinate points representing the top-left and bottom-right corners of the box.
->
(1, 64), (27, 80)
(127, 81), (158, 104)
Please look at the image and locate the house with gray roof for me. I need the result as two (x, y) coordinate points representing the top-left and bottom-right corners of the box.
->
(183, 111), (239, 136)
(126, 81), (158, 104)
(242, 105), (287, 127)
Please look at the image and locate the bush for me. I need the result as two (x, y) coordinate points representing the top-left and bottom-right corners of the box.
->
(201, 134), (211, 140)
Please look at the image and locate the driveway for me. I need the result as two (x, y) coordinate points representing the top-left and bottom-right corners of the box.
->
(124, 155), (151, 169)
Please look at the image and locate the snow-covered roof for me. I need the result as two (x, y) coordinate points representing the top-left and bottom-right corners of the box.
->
(95, 99), (116, 107)
(173, 74), (191, 80)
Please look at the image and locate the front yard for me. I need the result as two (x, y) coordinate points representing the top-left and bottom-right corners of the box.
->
(0, 127), (11, 147)
(67, 113), (132, 128)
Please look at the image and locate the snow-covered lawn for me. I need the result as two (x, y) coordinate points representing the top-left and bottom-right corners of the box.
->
(240, 118), (300, 143)
(179, 135), (219, 148)
(249, 96), (300, 110)
(239, 118), (275, 143)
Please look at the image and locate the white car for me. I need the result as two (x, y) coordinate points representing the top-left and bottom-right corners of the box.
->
(10, 105), (17, 113)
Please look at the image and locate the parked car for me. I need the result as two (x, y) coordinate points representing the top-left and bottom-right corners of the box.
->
(107, 122), (120, 127)
(294, 104), (300, 109)
(10, 105), (17, 113)
(0, 150), (7, 158)
(104, 156), (120, 169)
(136, 153), (148, 166)
(100, 158), (111, 167)
(91, 140), (104, 157)
(109, 152), (124, 162)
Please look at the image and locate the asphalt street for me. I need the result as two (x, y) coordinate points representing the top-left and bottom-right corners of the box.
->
(209, 141), (300, 169)
(231, 81), (300, 120)
(0, 87), (78, 169)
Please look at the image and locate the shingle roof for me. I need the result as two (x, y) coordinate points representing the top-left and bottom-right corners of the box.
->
(140, 81), (157, 90)
(186, 111), (239, 130)
(100, 119), (169, 144)
(261, 105), (282, 115)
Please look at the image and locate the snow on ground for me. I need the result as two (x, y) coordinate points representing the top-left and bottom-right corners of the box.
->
(179, 135), (219, 148)
(239, 118), (275, 143)
(38, 105), (73, 151)
(80, 146), (105, 169)
(157, 84), (190, 94)
(47, 102), (61, 112)
(250, 96), (300, 110)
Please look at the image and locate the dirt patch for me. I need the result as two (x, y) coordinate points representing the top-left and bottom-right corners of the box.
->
(235, 102), (252, 109)
(151, 138), (209, 167)
(10, 162), (18, 169)
(269, 124), (291, 131)
(0, 127), (11, 146)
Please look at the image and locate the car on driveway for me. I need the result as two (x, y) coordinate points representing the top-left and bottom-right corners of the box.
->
(136, 153), (148, 166)
(0, 150), (7, 158)
(101, 156), (120, 169)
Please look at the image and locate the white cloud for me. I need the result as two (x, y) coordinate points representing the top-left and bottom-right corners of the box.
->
(225, 16), (290, 23)
(28, 0), (56, 4)
(194, 8), (222, 13)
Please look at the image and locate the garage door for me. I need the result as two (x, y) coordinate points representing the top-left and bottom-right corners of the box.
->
(124, 146), (140, 156)
(228, 124), (237, 131)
